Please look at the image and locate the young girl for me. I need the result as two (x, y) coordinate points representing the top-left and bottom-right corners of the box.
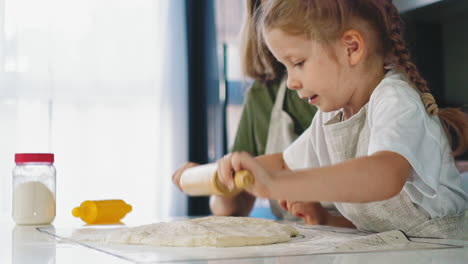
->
(216, 0), (468, 238)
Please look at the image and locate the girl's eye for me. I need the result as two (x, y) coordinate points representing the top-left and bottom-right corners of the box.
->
(294, 61), (304, 67)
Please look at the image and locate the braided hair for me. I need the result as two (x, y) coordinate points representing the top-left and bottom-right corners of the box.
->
(383, 0), (468, 156)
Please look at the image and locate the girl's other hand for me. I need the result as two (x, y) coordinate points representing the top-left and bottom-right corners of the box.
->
(172, 162), (199, 190)
(217, 152), (274, 198)
(278, 200), (328, 225)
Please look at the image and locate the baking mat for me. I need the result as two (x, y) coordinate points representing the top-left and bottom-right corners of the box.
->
(37, 224), (460, 263)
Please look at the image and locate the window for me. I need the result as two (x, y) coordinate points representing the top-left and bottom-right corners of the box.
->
(0, 0), (188, 223)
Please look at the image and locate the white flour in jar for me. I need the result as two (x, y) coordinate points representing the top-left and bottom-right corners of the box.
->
(13, 181), (55, 225)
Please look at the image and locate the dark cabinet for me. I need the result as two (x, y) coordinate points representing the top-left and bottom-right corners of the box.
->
(396, 0), (468, 109)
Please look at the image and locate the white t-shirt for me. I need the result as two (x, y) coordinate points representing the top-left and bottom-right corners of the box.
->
(283, 70), (468, 218)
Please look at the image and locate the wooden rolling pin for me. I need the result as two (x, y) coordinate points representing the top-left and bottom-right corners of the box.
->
(180, 163), (254, 196)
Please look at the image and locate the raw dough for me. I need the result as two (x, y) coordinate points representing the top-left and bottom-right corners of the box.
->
(81, 216), (298, 247)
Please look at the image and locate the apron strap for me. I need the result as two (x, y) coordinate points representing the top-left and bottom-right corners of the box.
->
(272, 78), (288, 112)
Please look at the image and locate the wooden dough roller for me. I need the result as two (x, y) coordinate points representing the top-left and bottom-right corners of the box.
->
(180, 163), (254, 196)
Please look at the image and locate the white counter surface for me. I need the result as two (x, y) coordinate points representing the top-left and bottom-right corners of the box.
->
(1, 217), (467, 264)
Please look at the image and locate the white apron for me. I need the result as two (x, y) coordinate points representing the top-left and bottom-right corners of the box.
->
(324, 104), (465, 238)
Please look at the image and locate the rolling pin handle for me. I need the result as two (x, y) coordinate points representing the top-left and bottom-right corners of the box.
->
(234, 170), (254, 189)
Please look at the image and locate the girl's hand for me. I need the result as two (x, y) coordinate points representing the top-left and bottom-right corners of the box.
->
(171, 162), (199, 190)
(278, 200), (328, 225)
(217, 152), (274, 198)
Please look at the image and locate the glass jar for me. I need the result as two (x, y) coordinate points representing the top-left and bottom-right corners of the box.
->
(12, 153), (56, 225)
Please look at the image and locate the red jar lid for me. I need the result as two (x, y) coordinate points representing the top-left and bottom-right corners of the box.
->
(15, 153), (54, 164)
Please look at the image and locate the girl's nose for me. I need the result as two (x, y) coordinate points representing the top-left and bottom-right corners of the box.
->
(287, 76), (301, 90)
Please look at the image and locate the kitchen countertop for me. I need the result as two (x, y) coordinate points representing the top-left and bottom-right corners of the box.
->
(1, 217), (467, 264)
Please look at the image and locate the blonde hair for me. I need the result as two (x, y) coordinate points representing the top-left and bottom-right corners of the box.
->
(257, 0), (468, 156)
(239, 0), (284, 80)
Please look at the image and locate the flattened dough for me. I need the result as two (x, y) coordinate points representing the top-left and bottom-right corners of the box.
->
(102, 216), (298, 247)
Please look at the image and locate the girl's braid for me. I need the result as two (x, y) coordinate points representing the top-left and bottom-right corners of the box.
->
(383, 0), (439, 115)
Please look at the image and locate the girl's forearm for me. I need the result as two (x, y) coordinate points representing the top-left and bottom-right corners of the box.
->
(271, 151), (411, 203)
(255, 153), (290, 173)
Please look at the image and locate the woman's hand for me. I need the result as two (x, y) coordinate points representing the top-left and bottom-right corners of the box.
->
(217, 152), (275, 198)
(171, 162), (199, 190)
(278, 200), (328, 225)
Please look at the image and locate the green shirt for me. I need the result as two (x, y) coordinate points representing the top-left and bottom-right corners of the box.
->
(231, 79), (317, 156)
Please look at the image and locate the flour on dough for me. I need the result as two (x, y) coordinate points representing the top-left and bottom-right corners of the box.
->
(76, 216), (298, 247)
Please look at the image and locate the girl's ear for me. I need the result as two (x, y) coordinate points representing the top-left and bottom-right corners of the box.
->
(341, 29), (365, 66)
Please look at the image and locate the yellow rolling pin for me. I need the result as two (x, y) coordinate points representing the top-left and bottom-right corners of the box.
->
(72, 199), (132, 225)
(180, 163), (254, 196)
